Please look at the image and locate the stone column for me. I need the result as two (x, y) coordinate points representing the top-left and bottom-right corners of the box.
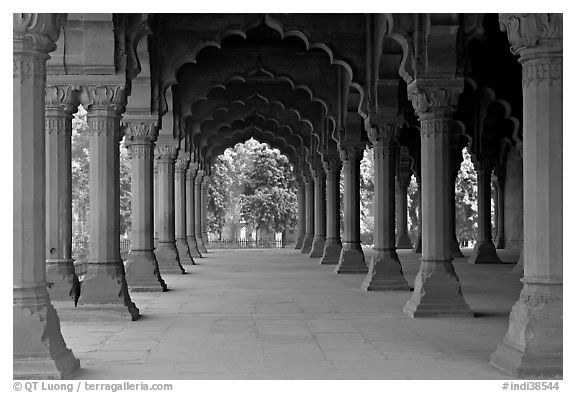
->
(395, 177), (413, 249)
(174, 152), (194, 265)
(153, 161), (159, 249)
(75, 83), (139, 320)
(154, 144), (184, 274)
(491, 13), (562, 378)
(123, 117), (167, 292)
(335, 145), (367, 274)
(201, 175), (210, 248)
(294, 177), (306, 249)
(320, 157), (342, 264)
(186, 162), (202, 258)
(194, 170), (208, 253)
(506, 145), (524, 272)
(13, 13), (80, 379)
(468, 159), (502, 264)
(362, 124), (409, 290)
(412, 176), (423, 253)
(300, 174), (315, 253)
(309, 164), (326, 258)
(45, 84), (79, 301)
(494, 173), (506, 249)
(403, 80), (472, 318)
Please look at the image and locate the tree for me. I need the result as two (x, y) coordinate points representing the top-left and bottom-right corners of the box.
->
(455, 148), (478, 246)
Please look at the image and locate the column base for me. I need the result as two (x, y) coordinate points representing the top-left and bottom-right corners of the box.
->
(294, 233), (305, 249)
(155, 242), (185, 274)
(468, 241), (502, 264)
(320, 238), (341, 265)
(396, 233), (413, 249)
(490, 282), (562, 378)
(46, 259), (77, 302)
(187, 236), (202, 258)
(403, 260), (473, 318)
(495, 235), (505, 249)
(176, 238), (195, 265)
(334, 243), (367, 274)
(361, 249), (410, 291)
(309, 236), (326, 258)
(153, 237), (158, 249)
(301, 234), (314, 254)
(450, 237), (464, 258)
(124, 251), (167, 292)
(13, 300), (80, 380)
(413, 234), (422, 253)
(196, 235), (207, 253)
(77, 261), (141, 321)
(202, 234), (209, 250)
(513, 249), (524, 273)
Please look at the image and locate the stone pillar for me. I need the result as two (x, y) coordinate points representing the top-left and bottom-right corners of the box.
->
(494, 173), (506, 249)
(309, 164), (326, 258)
(201, 174), (210, 248)
(154, 144), (184, 274)
(75, 83), (139, 320)
(300, 174), (315, 253)
(320, 157), (342, 264)
(174, 152), (194, 265)
(44, 84), (78, 301)
(362, 124), (409, 290)
(403, 80), (472, 318)
(194, 170), (207, 253)
(13, 13), (80, 379)
(468, 159), (502, 264)
(186, 162), (202, 258)
(491, 13), (562, 378)
(123, 117), (167, 292)
(505, 145), (524, 251)
(395, 178), (413, 249)
(294, 177), (306, 249)
(413, 176), (423, 253)
(335, 145), (367, 274)
(153, 161), (159, 249)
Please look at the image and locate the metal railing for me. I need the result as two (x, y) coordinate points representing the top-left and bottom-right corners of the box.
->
(208, 239), (294, 249)
(72, 238), (132, 278)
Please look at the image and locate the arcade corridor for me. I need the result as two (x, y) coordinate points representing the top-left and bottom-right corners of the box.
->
(57, 248), (521, 379)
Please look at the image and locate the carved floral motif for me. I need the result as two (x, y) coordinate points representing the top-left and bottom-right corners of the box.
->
(13, 13), (66, 52)
(124, 121), (158, 142)
(338, 145), (364, 163)
(86, 119), (118, 137)
(155, 145), (178, 160)
(128, 144), (153, 159)
(522, 58), (562, 88)
(499, 13), (562, 55)
(408, 87), (461, 116)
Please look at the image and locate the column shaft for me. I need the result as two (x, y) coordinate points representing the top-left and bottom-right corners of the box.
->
(300, 175), (315, 253)
(45, 90), (78, 301)
(309, 168), (326, 258)
(403, 81), (472, 318)
(194, 171), (207, 253)
(491, 14), (562, 377)
(335, 146), (367, 273)
(175, 155), (194, 264)
(495, 177), (506, 248)
(77, 86), (139, 320)
(123, 119), (166, 292)
(201, 175), (210, 247)
(294, 179), (306, 249)
(395, 181), (413, 249)
(186, 165), (202, 257)
(154, 145), (184, 274)
(362, 128), (409, 290)
(13, 16), (80, 378)
(320, 159), (342, 264)
(468, 161), (501, 264)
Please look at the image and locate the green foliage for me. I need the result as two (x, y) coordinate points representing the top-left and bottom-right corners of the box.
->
(207, 138), (298, 237)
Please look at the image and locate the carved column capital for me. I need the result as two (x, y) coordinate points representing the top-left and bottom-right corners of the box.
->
(123, 116), (158, 145)
(13, 13), (66, 53)
(499, 13), (562, 56)
(175, 157), (190, 173)
(45, 84), (80, 112)
(79, 84), (127, 114)
(187, 162), (199, 180)
(155, 144), (178, 161)
(195, 169), (205, 185)
(338, 144), (364, 163)
(407, 79), (463, 118)
(322, 156), (342, 174)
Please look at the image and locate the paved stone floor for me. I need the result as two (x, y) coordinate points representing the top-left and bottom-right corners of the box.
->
(56, 247), (522, 380)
